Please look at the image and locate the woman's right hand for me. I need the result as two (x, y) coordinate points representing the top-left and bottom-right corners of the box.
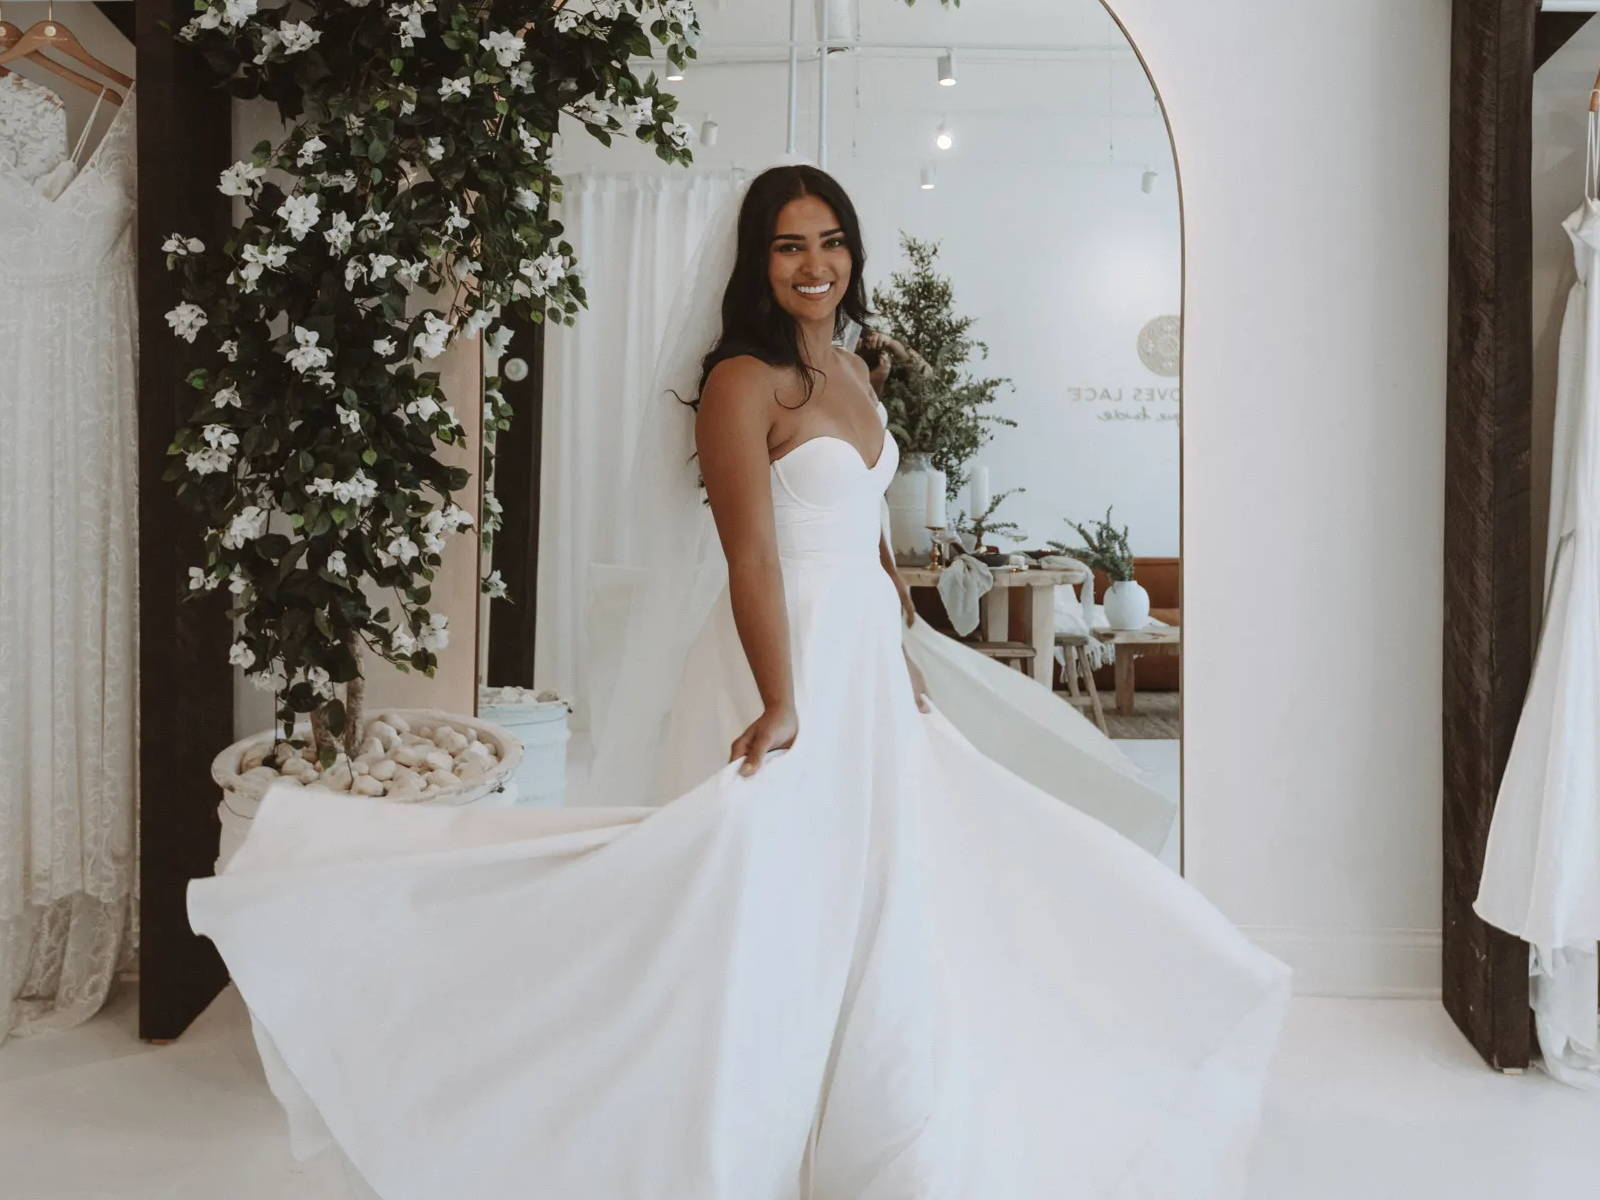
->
(729, 704), (799, 776)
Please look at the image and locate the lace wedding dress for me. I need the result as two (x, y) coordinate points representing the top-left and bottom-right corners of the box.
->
(190, 392), (1290, 1198)
(0, 89), (139, 1042)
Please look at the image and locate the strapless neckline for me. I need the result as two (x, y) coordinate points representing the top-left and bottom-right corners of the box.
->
(769, 428), (891, 473)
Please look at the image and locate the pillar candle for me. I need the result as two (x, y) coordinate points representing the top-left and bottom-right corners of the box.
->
(968, 464), (990, 518)
(925, 469), (948, 528)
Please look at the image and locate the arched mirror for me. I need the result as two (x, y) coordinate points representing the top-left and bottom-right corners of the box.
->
(482, 0), (1184, 869)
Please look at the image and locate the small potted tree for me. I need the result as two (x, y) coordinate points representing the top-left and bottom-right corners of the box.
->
(163, 0), (699, 860)
(1052, 508), (1148, 630)
(872, 234), (1013, 560)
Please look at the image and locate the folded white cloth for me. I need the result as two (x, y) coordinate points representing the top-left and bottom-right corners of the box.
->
(937, 554), (994, 636)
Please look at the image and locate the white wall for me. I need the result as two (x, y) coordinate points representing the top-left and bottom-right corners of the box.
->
(1113, 0), (1449, 995)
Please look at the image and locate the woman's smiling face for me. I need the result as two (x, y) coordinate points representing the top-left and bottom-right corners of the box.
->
(767, 194), (853, 324)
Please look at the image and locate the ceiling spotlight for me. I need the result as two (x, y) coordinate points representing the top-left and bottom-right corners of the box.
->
(665, 64), (685, 82)
(700, 118), (720, 148)
(1141, 169), (1157, 194)
(937, 49), (957, 87)
(921, 166), (936, 191)
(935, 120), (953, 151)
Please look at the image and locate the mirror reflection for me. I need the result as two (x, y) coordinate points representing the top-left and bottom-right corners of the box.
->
(491, 0), (1181, 869)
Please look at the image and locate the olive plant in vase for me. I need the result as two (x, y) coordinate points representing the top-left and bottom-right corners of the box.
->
(872, 234), (1013, 561)
(162, 0), (700, 860)
(1051, 508), (1148, 630)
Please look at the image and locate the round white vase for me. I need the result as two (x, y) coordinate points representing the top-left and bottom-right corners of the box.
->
(1103, 580), (1151, 630)
(211, 707), (524, 874)
(885, 452), (934, 562)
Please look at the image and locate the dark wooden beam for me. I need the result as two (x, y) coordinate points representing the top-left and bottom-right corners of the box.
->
(1443, 0), (1536, 1071)
(136, 0), (235, 1042)
(95, 2), (136, 44)
(1535, 11), (1594, 70)
(485, 323), (545, 689)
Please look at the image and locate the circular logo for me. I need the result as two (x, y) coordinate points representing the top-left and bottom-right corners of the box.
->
(1136, 314), (1181, 378)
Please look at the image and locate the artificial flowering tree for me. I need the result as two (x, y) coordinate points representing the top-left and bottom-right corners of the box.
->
(163, 0), (699, 766)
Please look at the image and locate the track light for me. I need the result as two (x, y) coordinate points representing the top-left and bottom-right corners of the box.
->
(665, 64), (685, 82)
(935, 120), (953, 151)
(937, 49), (957, 87)
(1141, 169), (1157, 194)
(921, 166), (936, 190)
(700, 118), (720, 147)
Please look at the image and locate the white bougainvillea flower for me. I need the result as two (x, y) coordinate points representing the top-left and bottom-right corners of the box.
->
(424, 137), (445, 162)
(664, 120), (693, 150)
(337, 405), (361, 432)
(334, 471), (378, 506)
(297, 134), (327, 166)
(443, 204), (470, 235)
(369, 253), (398, 280)
(419, 611), (450, 651)
(391, 626), (417, 655)
(228, 568), (249, 596)
(212, 386), (242, 409)
(318, 170), (359, 194)
(325, 551), (348, 576)
(485, 325), (514, 356)
(464, 301), (500, 336)
(278, 194), (322, 241)
(219, 339), (238, 362)
(252, 28), (281, 65)
(218, 160), (265, 198)
(202, 422), (239, 449)
(324, 210), (355, 255)
(315, 370), (337, 390)
(279, 20), (321, 55)
(185, 446), (232, 475)
(386, 534), (420, 564)
(508, 62), (534, 92)
(412, 312), (452, 359)
(443, 502), (474, 530)
(344, 258), (368, 292)
(438, 76), (471, 100)
(285, 326), (331, 374)
(305, 666), (336, 700)
(406, 395), (441, 422)
(482, 570), (508, 600)
(228, 641), (256, 670)
(166, 302), (208, 342)
(162, 233), (206, 256)
(620, 97), (654, 132)
(188, 566), (214, 591)
(513, 186), (538, 210)
(394, 259), (427, 288)
(221, 503), (268, 549)
(362, 209), (394, 236)
(480, 29), (524, 68)
(372, 336), (398, 357)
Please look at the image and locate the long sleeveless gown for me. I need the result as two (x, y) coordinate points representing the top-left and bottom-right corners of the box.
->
(188, 401), (1291, 1198)
(0, 88), (138, 1042)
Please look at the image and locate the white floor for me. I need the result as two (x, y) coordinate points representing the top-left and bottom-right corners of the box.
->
(2, 984), (1596, 1198)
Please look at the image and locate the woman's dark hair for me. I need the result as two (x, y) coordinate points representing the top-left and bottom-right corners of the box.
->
(693, 164), (871, 408)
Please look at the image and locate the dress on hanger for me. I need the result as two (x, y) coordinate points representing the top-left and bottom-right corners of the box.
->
(0, 89), (139, 1042)
(191, 393), (1291, 1198)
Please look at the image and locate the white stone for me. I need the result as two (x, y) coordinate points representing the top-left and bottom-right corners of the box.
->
(369, 759), (398, 781)
(352, 776), (386, 797)
(422, 750), (453, 772)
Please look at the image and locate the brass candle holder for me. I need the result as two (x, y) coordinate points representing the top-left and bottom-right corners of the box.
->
(926, 527), (945, 569)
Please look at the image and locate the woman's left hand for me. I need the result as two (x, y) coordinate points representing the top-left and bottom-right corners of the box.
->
(904, 649), (932, 714)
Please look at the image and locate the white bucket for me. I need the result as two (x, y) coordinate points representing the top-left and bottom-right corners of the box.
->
(479, 700), (570, 807)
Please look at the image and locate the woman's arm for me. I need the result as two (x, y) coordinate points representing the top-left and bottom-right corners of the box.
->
(696, 359), (797, 775)
(879, 532), (915, 627)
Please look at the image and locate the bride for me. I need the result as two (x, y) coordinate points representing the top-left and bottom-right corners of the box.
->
(188, 164), (1291, 1200)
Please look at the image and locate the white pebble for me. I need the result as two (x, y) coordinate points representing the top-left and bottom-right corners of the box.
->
(453, 763), (486, 785)
(424, 769), (458, 790)
(369, 759), (398, 781)
(423, 750), (453, 772)
(240, 744), (269, 772)
(386, 713), (412, 735)
(393, 745), (424, 769)
(352, 776), (386, 797)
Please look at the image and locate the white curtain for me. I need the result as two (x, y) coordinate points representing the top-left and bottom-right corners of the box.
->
(536, 172), (743, 723)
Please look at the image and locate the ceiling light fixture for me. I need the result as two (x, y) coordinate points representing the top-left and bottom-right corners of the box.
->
(700, 118), (720, 147)
(1141, 169), (1157, 194)
(921, 165), (936, 190)
(935, 120), (953, 151)
(937, 49), (957, 87)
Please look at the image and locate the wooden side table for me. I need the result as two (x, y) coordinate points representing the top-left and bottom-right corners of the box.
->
(1092, 626), (1182, 715)
(900, 564), (1089, 688)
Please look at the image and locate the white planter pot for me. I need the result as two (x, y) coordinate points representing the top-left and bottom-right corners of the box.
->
(211, 708), (524, 874)
(885, 452), (934, 563)
(479, 698), (571, 807)
(1103, 580), (1151, 630)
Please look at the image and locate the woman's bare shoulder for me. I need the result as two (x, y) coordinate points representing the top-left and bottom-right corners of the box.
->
(701, 355), (780, 418)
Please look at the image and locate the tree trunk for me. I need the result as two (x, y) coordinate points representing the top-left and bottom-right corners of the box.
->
(308, 704), (335, 763)
(343, 632), (366, 756)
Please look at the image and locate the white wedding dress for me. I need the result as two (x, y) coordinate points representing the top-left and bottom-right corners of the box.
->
(0, 88), (138, 1041)
(189, 397), (1290, 1198)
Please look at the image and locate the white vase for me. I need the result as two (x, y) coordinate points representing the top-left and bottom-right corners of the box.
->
(210, 707), (525, 874)
(885, 452), (934, 562)
(1103, 580), (1150, 630)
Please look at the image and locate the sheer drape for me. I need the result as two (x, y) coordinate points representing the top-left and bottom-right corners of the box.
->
(536, 172), (742, 722)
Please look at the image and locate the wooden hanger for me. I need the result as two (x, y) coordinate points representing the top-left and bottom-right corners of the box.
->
(0, 2), (134, 93)
(0, 6), (22, 79)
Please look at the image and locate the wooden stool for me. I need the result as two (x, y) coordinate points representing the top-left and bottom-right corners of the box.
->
(967, 640), (1035, 674)
(1054, 633), (1109, 735)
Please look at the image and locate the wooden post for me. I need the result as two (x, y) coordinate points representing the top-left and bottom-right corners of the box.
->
(1443, 0), (1539, 1071)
